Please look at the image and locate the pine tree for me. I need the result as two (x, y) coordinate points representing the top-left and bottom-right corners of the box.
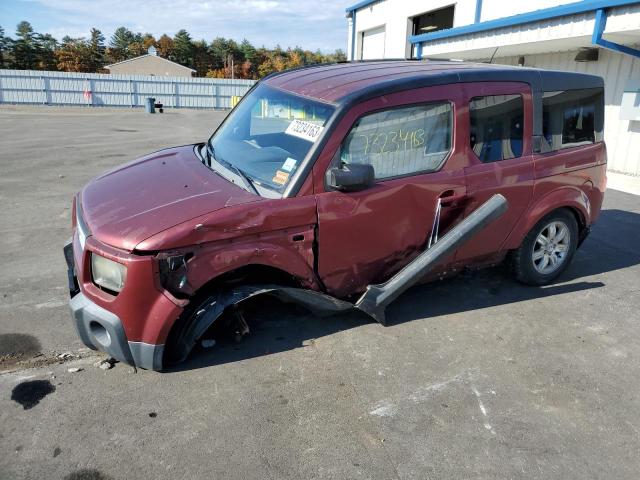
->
(0, 26), (11, 68)
(108, 26), (135, 62)
(88, 28), (105, 71)
(12, 21), (38, 69)
(36, 33), (58, 70)
(240, 38), (256, 63)
(172, 29), (194, 67)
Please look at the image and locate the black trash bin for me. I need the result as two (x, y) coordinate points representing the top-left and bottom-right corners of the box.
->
(145, 97), (156, 114)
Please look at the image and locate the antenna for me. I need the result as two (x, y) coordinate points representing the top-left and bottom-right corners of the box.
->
(488, 46), (499, 64)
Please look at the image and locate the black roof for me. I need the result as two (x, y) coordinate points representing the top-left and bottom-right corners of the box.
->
(264, 60), (604, 105)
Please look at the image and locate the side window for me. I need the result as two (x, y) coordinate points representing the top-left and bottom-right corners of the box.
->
(542, 88), (603, 152)
(469, 94), (524, 163)
(340, 102), (453, 180)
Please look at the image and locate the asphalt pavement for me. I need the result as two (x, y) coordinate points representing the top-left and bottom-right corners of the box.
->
(1, 105), (639, 480)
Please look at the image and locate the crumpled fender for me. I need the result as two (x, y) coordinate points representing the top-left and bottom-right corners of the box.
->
(166, 193), (510, 367)
(169, 194), (511, 366)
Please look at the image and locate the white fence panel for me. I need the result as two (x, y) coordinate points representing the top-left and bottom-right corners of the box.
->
(0, 69), (256, 109)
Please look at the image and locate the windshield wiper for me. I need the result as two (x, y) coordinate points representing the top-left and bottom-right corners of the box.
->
(207, 142), (259, 195)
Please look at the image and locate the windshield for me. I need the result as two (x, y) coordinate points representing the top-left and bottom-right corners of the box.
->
(207, 84), (335, 196)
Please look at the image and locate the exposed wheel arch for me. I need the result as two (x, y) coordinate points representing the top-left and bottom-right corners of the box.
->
(162, 264), (306, 367)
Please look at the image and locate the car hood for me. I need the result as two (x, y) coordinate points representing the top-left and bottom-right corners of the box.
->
(80, 144), (260, 252)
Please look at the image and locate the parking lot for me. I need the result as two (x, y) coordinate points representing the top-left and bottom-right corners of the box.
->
(1, 105), (639, 480)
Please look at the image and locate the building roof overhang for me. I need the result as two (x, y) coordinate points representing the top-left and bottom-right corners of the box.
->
(410, 0), (640, 60)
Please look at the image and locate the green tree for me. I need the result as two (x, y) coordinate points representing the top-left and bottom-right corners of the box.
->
(88, 28), (106, 71)
(12, 21), (39, 69)
(192, 39), (211, 76)
(240, 38), (256, 63)
(171, 29), (194, 67)
(36, 32), (58, 70)
(0, 26), (12, 68)
(55, 37), (93, 72)
(108, 26), (135, 63)
(329, 49), (347, 62)
(208, 36), (228, 70)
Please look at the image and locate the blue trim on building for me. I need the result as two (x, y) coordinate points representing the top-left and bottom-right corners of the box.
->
(474, 0), (483, 23)
(345, 0), (379, 13)
(351, 10), (357, 60)
(409, 0), (640, 44)
(592, 8), (640, 57)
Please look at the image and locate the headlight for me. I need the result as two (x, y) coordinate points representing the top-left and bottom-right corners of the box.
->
(91, 254), (127, 293)
(157, 252), (193, 297)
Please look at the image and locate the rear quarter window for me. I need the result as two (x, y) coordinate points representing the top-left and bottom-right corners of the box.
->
(542, 88), (604, 152)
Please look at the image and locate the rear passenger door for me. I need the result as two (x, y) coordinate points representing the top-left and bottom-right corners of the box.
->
(455, 82), (535, 264)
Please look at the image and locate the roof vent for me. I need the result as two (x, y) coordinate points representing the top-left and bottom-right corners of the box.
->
(148, 46), (157, 56)
(575, 47), (599, 62)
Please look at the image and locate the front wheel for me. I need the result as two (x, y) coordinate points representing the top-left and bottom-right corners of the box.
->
(511, 209), (579, 286)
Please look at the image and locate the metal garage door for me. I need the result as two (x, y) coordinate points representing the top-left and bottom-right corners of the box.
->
(361, 26), (386, 60)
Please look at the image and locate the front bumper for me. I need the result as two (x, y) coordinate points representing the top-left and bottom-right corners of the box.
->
(64, 237), (169, 371)
(69, 292), (164, 370)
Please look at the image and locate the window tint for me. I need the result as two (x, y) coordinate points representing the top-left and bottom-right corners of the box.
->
(340, 102), (452, 180)
(469, 94), (524, 163)
(542, 88), (603, 152)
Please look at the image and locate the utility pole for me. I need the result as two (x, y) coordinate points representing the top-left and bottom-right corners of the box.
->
(228, 54), (234, 80)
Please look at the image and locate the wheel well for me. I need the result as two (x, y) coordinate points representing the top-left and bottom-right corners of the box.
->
(509, 205), (587, 256)
(559, 206), (587, 236)
(162, 264), (302, 366)
(202, 264), (303, 291)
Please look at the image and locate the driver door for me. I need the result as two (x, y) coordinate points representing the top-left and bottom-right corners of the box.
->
(313, 86), (469, 298)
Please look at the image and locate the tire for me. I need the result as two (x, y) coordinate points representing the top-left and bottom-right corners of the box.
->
(511, 209), (579, 286)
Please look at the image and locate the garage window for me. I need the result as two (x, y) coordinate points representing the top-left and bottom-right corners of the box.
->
(470, 94), (523, 163)
(410, 6), (455, 58)
(340, 102), (453, 180)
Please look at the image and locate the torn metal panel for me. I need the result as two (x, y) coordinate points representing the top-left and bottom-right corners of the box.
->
(355, 193), (508, 324)
(171, 194), (509, 365)
(170, 285), (355, 365)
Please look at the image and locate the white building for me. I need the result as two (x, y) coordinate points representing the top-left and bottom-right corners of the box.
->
(345, 0), (640, 175)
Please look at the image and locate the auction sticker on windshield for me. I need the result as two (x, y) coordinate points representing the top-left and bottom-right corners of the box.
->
(285, 119), (324, 143)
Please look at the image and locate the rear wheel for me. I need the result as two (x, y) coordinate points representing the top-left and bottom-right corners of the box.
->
(511, 209), (578, 286)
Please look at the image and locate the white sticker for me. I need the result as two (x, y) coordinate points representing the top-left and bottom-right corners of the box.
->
(285, 119), (324, 143)
(282, 157), (297, 172)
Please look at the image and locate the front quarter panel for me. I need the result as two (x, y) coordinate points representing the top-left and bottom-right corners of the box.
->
(136, 195), (321, 292)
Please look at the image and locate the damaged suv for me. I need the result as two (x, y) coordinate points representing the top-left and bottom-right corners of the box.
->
(65, 60), (606, 370)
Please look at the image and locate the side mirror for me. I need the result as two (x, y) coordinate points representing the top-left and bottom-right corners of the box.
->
(326, 163), (375, 192)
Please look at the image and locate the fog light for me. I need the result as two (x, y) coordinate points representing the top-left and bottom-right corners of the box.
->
(91, 254), (127, 293)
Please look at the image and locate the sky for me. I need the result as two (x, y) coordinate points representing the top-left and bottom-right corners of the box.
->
(0, 0), (350, 52)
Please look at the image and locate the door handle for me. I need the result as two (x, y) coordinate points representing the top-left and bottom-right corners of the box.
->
(439, 191), (467, 205)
